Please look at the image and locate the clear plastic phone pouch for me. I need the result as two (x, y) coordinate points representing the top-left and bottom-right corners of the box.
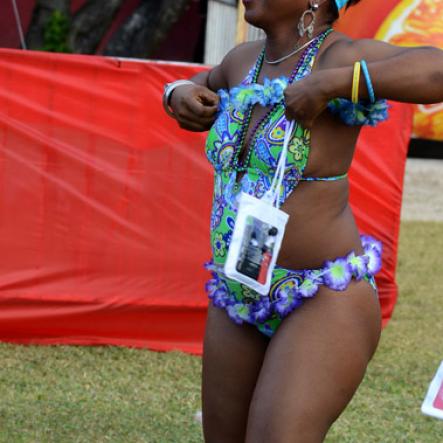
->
(224, 192), (289, 294)
(224, 121), (294, 295)
(224, 120), (295, 295)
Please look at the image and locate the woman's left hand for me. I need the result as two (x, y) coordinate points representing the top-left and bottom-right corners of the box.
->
(283, 71), (330, 129)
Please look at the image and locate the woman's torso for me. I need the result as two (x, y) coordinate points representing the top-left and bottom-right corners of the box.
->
(206, 32), (365, 270)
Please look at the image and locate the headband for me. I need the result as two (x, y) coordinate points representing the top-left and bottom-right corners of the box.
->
(335, 0), (349, 10)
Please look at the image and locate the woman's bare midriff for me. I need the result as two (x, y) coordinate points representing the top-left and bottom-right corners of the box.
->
(277, 180), (364, 270)
(238, 94), (364, 272)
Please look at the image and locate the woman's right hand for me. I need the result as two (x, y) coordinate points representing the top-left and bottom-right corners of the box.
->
(169, 84), (220, 132)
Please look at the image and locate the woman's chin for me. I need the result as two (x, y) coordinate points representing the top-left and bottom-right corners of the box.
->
(244, 10), (266, 29)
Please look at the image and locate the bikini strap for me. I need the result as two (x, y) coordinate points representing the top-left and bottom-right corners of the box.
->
(291, 28), (333, 84)
(300, 172), (348, 182)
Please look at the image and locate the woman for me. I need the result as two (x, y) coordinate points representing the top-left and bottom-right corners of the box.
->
(163, 0), (443, 441)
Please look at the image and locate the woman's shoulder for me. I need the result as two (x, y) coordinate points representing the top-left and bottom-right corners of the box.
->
(220, 40), (265, 88)
(316, 31), (357, 70)
(207, 40), (263, 92)
(317, 30), (409, 69)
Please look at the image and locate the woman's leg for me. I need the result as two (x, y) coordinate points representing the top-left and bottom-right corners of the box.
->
(245, 280), (382, 443)
(202, 301), (269, 443)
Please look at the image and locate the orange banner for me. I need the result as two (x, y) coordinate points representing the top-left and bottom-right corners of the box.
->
(337, 0), (443, 141)
(0, 49), (412, 354)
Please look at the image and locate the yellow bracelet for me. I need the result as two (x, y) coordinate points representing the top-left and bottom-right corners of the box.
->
(351, 61), (361, 104)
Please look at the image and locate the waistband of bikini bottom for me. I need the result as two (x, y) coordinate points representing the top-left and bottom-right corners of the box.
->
(204, 234), (383, 280)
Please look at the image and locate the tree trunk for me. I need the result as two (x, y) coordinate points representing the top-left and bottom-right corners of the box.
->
(25, 0), (71, 50)
(25, 0), (192, 58)
(103, 0), (192, 58)
(68, 0), (125, 54)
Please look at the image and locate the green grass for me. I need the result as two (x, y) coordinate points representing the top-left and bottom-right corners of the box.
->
(0, 346), (202, 443)
(0, 221), (442, 442)
(326, 221), (443, 443)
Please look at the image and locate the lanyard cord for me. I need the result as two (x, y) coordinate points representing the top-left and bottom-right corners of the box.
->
(263, 119), (295, 208)
(11, 0), (27, 50)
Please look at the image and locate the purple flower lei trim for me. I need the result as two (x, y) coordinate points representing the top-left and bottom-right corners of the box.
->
(217, 84), (389, 127)
(218, 77), (289, 115)
(204, 235), (383, 326)
(327, 98), (389, 127)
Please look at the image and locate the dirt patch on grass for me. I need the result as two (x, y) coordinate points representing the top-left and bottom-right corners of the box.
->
(401, 158), (443, 222)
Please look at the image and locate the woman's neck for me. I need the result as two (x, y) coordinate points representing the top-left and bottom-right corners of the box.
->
(264, 24), (331, 62)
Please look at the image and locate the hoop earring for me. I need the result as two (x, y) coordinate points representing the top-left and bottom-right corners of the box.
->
(298, 0), (320, 39)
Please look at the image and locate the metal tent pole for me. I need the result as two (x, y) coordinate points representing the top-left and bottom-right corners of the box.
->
(11, 0), (27, 50)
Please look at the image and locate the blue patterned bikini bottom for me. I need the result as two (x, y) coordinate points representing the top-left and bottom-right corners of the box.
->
(205, 235), (382, 337)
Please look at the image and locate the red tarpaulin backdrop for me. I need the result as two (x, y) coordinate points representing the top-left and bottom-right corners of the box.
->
(0, 49), (412, 355)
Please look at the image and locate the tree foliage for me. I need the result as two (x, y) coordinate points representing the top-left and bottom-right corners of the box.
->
(25, 0), (192, 58)
(42, 10), (71, 53)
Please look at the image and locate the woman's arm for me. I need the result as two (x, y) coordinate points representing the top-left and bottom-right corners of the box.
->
(166, 48), (235, 131)
(166, 41), (256, 131)
(167, 78), (219, 132)
(325, 40), (443, 104)
(284, 38), (443, 127)
(188, 63), (228, 91)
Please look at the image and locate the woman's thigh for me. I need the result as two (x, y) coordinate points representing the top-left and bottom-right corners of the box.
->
(202, 301), (269, 443)
(245, 279), (382, 443)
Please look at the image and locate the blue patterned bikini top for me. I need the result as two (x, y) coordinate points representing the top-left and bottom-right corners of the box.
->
(205, 31), (389, 213)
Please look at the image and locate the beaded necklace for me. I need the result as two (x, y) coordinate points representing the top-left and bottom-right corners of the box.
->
(232, 29), (332, 173)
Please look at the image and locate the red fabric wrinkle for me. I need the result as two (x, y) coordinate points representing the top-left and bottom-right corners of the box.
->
(0, 49), (412, 354)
